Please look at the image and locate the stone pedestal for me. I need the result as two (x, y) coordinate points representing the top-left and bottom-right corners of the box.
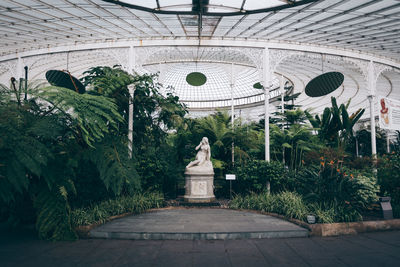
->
(184, 170), (215, 203)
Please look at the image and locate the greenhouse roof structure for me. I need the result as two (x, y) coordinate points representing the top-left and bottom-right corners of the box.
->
(0, 0), (400, 122)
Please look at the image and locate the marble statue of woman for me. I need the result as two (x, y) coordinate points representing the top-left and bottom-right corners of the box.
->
(185, 137), (213, 173)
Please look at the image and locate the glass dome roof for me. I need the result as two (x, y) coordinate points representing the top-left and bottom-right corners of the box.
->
(0, 0), (399, 121)
(143, 62), (280, 108)
(103, 0), (313, 15)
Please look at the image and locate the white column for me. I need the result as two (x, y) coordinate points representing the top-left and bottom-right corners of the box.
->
(263, 48), (271, 162)
(128, 46), (135, 159)
(386, 130), (390, 153)
(230, 63), (235, 165)
(280, 74), (285, 114)
(367, 61), (377, 158)
(16, 57), (23, 79)
(160, 63), (167, 96)
(128, 46), (135, 74)
(355, 137), (359, 157)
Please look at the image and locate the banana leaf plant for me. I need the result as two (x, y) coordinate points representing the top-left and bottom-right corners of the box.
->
(307, 97), (364, 149)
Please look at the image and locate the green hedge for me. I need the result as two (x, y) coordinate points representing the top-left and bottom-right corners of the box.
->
(71, 192), (164, 227)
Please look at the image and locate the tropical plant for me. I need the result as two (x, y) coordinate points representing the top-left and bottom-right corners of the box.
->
(229, 191), (308, 221)
(353, 127), (389, 156)
(294, 162), (379, 220)
(270, 122), (322, 170)
(0, 79), (129, 239)
(71, 192), (164, 227)
(378, 153), (400, 217)
(307, 96), (365, 149)
(232, 160), (288, 194)
(80, 67), (187, 198)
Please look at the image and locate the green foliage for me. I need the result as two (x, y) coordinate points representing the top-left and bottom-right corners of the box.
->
(194, 111), (234, 162)
(270, 122), (322, 170)
(69, 161), (114, 208)
(84, 135), (141, 195)
(0, 75), (136, 240)
(232, 160), (288, 194)
(378, 153), (400, 217)
(308, 202), (362, 223)
(136, 143), (182, 198)
(33, 183), (77, 241)
(229, 191), (308, 221)
(307, 97), (364, 148)
(353, 127), (390, 156)
(272, 108), (310, 129)
(0, 104), (51, 202)
(37, 86), (123, 147)
(81, 66), (134, 124)
(230, 191), (363, 223)
(295, 163), (379, 216)
(71, 192), (164, 227)
(175, 111), (260, 170)
(308, 203), (335, 223)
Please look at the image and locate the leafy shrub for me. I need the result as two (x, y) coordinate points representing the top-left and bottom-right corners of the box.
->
(295, 163), (379, 215)
(378, 153), (400, 217)
(71, 192), (164, 227)
(231, 160), (288, 194)
(274, 191), (308, 220)
(136, 144), (183, 199)
(33, 184), (78, 241)
(229, 191), (308, 221)
(308, 202), (362, 223)
(230, 191), (363, 223)
(309, 203), (335, 224)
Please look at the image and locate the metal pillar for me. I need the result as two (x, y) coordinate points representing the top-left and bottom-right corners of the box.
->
(263, 48), (271, 162)
(355, 137), (359, 157)
(230, 63), (235, 165)
(367, 61), (377, 159)
(280, 74), (285, 114)
(16, 57), (22, 79)
(386, 130), (390, 153)
(128, 46), (135, 159)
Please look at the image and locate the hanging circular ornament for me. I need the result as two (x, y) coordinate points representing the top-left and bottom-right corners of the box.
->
(186, 72), (207, 86)
(305, 72), (344, 97)
(45, 70), (86, 94)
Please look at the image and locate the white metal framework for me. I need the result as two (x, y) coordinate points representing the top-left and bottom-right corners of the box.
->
(1, 0), (400, 158)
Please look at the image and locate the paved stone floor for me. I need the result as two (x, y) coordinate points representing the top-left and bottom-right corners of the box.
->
(90, 208), (308, 239)
(1, 226), (400, 266)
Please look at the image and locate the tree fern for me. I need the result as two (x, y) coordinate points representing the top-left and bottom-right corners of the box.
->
(0, 105), (52, 202)
(83, 135), (141, 195)
(36, 86), (123, 147)
(33, 183), (77, 241)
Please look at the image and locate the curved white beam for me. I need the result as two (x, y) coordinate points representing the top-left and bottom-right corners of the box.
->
(2, 38), (400, 69)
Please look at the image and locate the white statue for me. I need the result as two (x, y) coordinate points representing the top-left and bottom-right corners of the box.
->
(185, 137), (213, 173)
(184, 137), (215, 202)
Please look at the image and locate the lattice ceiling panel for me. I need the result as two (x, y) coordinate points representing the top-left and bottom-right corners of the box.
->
(0, 0), (399, 61)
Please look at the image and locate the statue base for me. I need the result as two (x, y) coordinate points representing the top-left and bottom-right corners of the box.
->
(184, 170), (215, 203)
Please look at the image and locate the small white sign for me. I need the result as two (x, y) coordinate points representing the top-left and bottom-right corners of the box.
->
(226, 174), (236, 180)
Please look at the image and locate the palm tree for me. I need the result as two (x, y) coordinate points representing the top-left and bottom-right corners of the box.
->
(270, 123), (322, 170)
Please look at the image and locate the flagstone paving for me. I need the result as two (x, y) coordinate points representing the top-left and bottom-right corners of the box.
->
(1, 224), (399, 267)
(90, 208), (309, 240)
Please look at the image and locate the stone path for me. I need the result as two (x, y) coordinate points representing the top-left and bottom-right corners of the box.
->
(90, 208), (309, 240)
(1, 226), (400, 266)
